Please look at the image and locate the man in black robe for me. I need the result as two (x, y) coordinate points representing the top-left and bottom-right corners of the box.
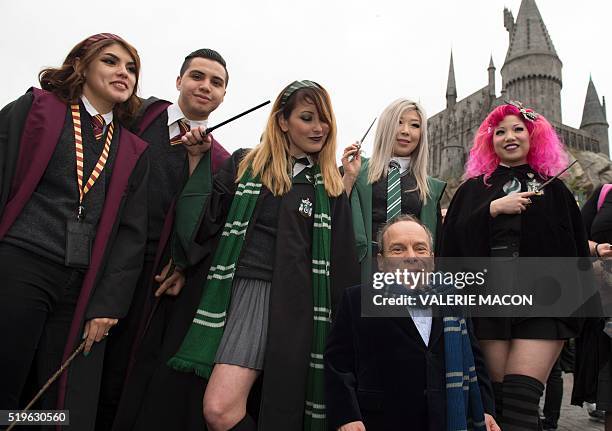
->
(97, 49), (230, 430)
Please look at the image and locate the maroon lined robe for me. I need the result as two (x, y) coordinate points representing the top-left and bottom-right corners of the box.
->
(135, 99), (229, 287)
(0, 88), (149, 425)
(125, 99), (230, 374)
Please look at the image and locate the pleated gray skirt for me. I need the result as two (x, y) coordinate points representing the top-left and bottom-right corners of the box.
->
(214, 277), (271, 370)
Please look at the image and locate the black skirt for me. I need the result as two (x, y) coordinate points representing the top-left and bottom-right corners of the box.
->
(473, 317), (581, 340)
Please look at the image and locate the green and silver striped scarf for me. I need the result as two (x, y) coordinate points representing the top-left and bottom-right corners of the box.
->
(168, 164), (332, 431)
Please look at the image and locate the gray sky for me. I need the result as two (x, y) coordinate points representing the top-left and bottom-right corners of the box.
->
(1, 0), (610, 158)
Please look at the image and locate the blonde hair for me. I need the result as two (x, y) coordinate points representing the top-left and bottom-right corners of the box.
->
(237, 83), (344, 197)
(367, 98), (430, 203)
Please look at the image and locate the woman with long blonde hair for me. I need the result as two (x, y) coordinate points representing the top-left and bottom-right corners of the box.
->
(342, 98), (446, 281)
(121, 80), (359, 431)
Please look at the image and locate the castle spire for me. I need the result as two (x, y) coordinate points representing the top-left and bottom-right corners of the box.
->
(488, 55), (496, 97)
(581, 77), (607, 127)
(446, 51), (457, 109)
(500, 0), (562, 122)
(580, 77), (609, 157)
(505, 0), (558, 62)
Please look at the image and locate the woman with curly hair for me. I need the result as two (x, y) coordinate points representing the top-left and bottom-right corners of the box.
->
(440, 102), (589, 430)
(0, 33), (149, 429)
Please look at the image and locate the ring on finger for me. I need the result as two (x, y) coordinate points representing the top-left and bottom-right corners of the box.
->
(526, 198), (532, 204)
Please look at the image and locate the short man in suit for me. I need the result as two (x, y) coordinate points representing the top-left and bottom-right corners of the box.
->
(324, 215), (501, 431)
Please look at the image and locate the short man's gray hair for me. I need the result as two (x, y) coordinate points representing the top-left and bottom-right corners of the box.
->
(376, 214), (434, 254)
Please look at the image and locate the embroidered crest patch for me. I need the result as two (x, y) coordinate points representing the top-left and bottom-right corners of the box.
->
(299, 197), (313, 218)
(502, 177), (522, 195)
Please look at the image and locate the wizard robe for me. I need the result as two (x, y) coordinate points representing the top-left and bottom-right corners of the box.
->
(98, 97), (230, 428)
(0, 88), (149, 430)
(114, 149), (360, 431)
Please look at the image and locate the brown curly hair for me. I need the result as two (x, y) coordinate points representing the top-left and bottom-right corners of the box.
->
(39, 33), (141, 125)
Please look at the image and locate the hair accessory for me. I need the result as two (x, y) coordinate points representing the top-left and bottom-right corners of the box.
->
(69, 33), (124, 60)
(279, 80), (321, 108)
(504, 99), (539, 122)
(82, 33), (123, 49)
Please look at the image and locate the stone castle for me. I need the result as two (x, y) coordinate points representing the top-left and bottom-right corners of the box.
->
(427, 0), (610, 185)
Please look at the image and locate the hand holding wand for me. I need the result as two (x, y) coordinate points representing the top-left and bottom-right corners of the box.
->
(349, 117), (376, 162)
(170, 100), (271, 145)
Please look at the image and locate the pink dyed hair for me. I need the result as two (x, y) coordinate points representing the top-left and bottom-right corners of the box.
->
(463, 104), (568, 182)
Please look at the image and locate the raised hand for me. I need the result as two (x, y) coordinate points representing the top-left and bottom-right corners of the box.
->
(341, 142), (362, 196)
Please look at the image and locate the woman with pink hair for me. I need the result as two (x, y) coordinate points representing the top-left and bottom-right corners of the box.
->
(440, 102), (589, 430)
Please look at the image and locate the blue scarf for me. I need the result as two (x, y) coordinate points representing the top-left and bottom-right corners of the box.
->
(443, 316), (487, 431)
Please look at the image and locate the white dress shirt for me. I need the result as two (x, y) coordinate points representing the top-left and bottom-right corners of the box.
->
(408, 306), (433, 346)
(167, 102), (208, 139)
(390, 156), (411, 175)
(81, 95), (113, 131)
(292, 153), (314, 178)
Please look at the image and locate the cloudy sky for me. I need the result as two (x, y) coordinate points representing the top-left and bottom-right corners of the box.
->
(1, 0), (610, 158)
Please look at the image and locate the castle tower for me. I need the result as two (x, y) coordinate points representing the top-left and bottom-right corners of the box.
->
(446, 51), (457, 109)
(580, 77), (609, 156)
(488, 55), (496, 99)
(500, 0), (563, 123)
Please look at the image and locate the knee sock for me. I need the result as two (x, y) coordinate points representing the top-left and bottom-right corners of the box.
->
(229, 414), (257, 431)
(492, 381), (503, 422)
(502, 374), (544, 431)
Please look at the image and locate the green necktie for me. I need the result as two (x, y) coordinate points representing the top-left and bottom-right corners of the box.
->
(387, 160), (401, 220)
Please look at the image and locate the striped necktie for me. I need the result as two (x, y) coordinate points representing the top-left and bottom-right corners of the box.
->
(386, 160), (401, 220)
(170, 119), (190, 145)
(92, 114), (105, 141)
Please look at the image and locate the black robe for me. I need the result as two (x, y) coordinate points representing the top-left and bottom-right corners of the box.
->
(98, 97), (231, 430)
(440, 164), (592, 335)
(440, 165), (589, 258)
(571, 185), (612, 406)
(0, 88), (149, 430)
(114, 149), (360, 430)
